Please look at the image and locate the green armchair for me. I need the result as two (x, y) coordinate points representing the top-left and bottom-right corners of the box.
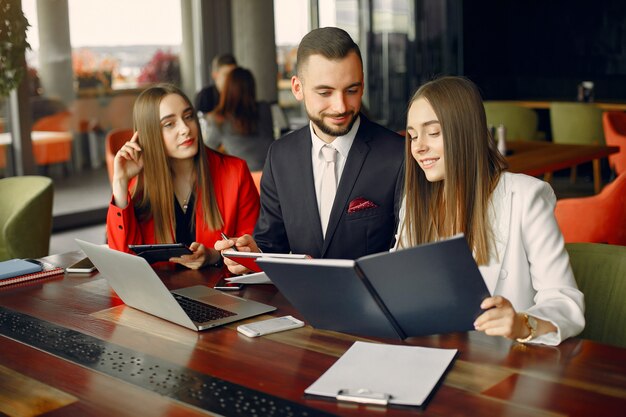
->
(0, 176), (54, 261)
(550, 102), (605, 192)
(565, 243), (626, 348)
(483, 101), (540, 141)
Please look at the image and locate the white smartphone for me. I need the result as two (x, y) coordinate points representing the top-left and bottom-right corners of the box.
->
(237, 315), (304, 337)
(66, 257), (97, 273)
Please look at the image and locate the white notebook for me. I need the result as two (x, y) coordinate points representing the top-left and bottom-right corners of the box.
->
(305, 341), (457, 407)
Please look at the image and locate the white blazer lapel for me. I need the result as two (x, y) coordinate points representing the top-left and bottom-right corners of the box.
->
(479, 174), (512, 295)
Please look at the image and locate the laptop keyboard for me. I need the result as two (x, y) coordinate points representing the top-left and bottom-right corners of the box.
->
(173, 294), (236, 323)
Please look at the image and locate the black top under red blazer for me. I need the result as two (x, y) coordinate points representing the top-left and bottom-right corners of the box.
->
(254, 115), (405, 259)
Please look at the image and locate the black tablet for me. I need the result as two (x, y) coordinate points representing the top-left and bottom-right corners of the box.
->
(128, 243), (192, 264)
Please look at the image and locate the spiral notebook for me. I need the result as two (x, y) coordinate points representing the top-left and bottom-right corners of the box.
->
(0, 259), (64, 287)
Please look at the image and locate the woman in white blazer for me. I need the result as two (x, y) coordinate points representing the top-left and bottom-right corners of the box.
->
(395, 76), (584, 345)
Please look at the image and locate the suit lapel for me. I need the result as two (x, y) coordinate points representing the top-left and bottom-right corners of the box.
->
(294, 130), (325, 253)
(480, 174), (511, 294)
(321, 122), (371, 256)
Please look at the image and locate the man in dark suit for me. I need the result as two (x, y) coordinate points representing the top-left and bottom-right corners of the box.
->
(216, 27), (404, 273)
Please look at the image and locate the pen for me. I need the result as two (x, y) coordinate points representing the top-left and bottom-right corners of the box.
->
(220, 232), (238, 251)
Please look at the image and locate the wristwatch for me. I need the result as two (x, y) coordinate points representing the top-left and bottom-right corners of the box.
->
(516, 313), (537, 343)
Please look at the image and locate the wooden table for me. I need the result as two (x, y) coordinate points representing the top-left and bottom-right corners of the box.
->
(1, 252), (625, 417)
(0, 131), (74, 146)
(506, 141), (619, 193)
(503, 100), (626, 112)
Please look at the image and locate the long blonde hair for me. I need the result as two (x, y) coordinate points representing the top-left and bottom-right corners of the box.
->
(399, 76), (507, 265)
(131, 84), (223, 243)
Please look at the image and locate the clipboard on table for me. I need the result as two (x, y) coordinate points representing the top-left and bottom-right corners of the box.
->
(256, 234), (490, 339)
(304, 341), (457, 408)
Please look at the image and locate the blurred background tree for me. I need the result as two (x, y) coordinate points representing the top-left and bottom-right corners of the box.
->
(0, 0), (31, 97)
(137, 49), (180, 86)
(72, 48), (118, 91)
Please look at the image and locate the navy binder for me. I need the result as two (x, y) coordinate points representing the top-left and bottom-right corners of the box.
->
(257, 235), (490, 339)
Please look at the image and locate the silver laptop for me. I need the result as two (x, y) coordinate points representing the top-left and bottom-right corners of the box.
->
(76, 239), (276, 331)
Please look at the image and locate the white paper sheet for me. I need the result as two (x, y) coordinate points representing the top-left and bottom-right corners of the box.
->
(305, 341), (457, 407)
(224, 272), (272, 284)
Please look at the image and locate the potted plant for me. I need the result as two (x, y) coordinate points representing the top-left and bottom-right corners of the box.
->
(72, 48), (118, 92)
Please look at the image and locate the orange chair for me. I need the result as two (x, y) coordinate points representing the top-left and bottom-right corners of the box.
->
(555, 173), (626, 245)
(32, 111), (73, 168)
(603, 111), (626, 176)
(0, 145), (6, 171)
(250, 170), (262, 195)
(105, 128), (134, 183)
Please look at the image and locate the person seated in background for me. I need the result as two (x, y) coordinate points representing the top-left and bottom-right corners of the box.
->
(215, 27), (404, 273)
(203, 67), (274, 171)
(395, 76), (584, 345)
(194, 53), (237, 114)
(107, 83), (259, 269)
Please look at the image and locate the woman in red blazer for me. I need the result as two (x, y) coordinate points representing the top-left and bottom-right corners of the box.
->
(107, 84), (259, 269)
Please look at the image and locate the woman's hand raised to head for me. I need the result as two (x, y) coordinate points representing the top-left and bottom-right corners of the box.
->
(114, 131), (144, 182)
(112, 131), (144, 208)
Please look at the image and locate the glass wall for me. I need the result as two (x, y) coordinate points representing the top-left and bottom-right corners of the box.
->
(4, 0), (184, 228)
(4, 0), (465, 222)
(274, 0), (462, 132)
(274, 0), (310, 129)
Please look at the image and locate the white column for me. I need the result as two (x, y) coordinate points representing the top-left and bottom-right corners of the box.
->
(183, 0), (233, 99)
(231, 0), (278, 103)
(35, 0), (75, 107)
(179, 0), (196, 100)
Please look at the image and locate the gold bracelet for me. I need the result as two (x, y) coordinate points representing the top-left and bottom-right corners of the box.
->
(516, 313), (537, 343)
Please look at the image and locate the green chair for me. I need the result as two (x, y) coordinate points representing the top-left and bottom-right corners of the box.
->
(565, 243), (626, 348)
(549, 102), (605, 193)
(0, 176), (54, 261)
(484, 101), (540, 141)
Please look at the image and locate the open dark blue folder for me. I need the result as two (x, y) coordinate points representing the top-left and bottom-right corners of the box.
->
(256, 235), (490, 339)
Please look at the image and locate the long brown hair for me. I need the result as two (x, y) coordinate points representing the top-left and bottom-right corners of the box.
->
(399, 76), (508, 265)
(131, 84), (223, 243)
(213, 67), (258, 135)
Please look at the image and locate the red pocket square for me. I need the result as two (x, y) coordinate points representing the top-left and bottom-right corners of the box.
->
(348, 197), (378, 213)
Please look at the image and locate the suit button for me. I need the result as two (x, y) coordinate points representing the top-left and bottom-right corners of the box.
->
(117, 212), (121, 217)
(118, 225), (123, 230)
(499, 269), (508, 279)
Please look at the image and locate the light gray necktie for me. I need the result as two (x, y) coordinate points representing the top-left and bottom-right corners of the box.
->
(319, 145), (338, 237)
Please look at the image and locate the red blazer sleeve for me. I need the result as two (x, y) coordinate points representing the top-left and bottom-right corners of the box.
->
(231, 161), (261, 237)
(106, 191), (151, 252)
(201, 150), (260, 246)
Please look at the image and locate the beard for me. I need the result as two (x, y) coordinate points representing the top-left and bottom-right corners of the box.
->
(307, 110), (358, 138)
